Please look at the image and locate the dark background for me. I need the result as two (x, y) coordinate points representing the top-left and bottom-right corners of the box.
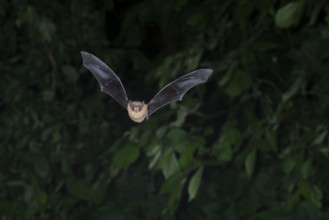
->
(1, 0), (329, 219)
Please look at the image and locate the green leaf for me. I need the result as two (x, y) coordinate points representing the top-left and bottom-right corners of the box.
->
(224, 70), (251, 98)
(282, 157), (296, 174)
(298, 180), (310, 199)
(156, 126), (168, 138)
(275, 2), (303, 28)
(218, 61), (237, 86)
(282, 77), (304, 102)
(301, 159), (311, 179)
(308, 2), (323, 26)
(309, 185), (323, 208)
(148, 145), (162, 169)
(265, 132), (277, 151)
(285, 192), (300, 211)
(214, 136), (233, 162)
(42, 90), (54, 101)
(158, 149), (180, 179)
(33, 153), (50, 178)
(38, 18), (56, 42)
(312, 130), (327, 145)
(66, 176), (90, 200)
(245, 150), (256, 178)
(186, 10), (207, 27)
(171, 110), (188, 127)
(188, 166), (203, 201)
(166, 128), (188, 152)
(90, 181), (107, 204)
(160, 172), (186, 212)
(178, 142), (197, 169)
(213, 127), (240, 162)
(247, 122), (264, 139)
(36, 191), (47, 205)
(218, 143), (233, 162)
(111, 144), (140, 170)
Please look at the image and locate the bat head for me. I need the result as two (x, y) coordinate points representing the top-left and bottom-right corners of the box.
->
(127, 101), (148, 123)
(129, 101), (145, 112)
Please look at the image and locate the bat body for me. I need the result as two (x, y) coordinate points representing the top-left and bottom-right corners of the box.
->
(127, 101), (148, 123)
(81, 51), (213, 123)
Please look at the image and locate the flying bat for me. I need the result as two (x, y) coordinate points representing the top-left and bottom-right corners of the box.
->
(81, 51), (213, 123)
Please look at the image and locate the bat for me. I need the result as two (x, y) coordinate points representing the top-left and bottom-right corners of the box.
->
(81, 51), (213, 123)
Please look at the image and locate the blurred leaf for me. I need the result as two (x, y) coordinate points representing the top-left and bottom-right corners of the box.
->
(36, 191), (47, 205)
(171, 110), (188, 127)
(42, 90), (54, 101)
(139, 129), (152, 146)
(186, 9), (207, 27)
(213, 126), (241, 162)
(158, 149), (180, 179)
(282, 77), (304, 102)
(178, 142), (197, 169)
(224, 70), (251, 98)
(285, 192), (300, 212)
(245, 149), (256, 178)
(160, 172), (186, 212)
(214, 137), (233, 162)
(63, 65), (78, 82)
(312, 130), (327, 145)
(90, 181), (107, 204)
(156, 126), (168, 138)
(308, 2), (323, 26)
(66, 176), (90, 200)
(265, 131), (277, 151)
(166, 128), (188, 152)
(38, 18), (56, 42)
(33, 153), (50, 178)
(309, 186), (323, 208)
(283, 157), (296, 174)
(301, 159), (311, 179)
(218, 61), (237, 87)
(275, 2), (303, 28)
(234, 1), (254, 30)
(188, 166), (203, 201)
(148, 145), (162, 169)
(111, 144), (140, 171)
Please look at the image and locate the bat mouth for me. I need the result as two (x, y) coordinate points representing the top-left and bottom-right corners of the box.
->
(132, 106), (142, 112)
(129, 101), (144, 112)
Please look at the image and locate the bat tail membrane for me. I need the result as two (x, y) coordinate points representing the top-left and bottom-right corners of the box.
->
(147, 68), (213, 117)
(81, 51), (130, 109)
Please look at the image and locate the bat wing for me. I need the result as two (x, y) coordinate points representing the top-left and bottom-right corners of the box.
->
(81, 51), (129, 109)
(147, 69), (213, 117)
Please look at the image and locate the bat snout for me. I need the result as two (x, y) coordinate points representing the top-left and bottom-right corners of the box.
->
(129, 101), (145, 112)
(133, 106), (141, 112)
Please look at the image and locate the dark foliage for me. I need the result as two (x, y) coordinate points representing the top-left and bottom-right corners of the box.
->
(1, 0), (329, 219)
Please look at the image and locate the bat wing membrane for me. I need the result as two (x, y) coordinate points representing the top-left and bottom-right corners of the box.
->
(81, 51), (129, 109)
(147, 69), (213, 116)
